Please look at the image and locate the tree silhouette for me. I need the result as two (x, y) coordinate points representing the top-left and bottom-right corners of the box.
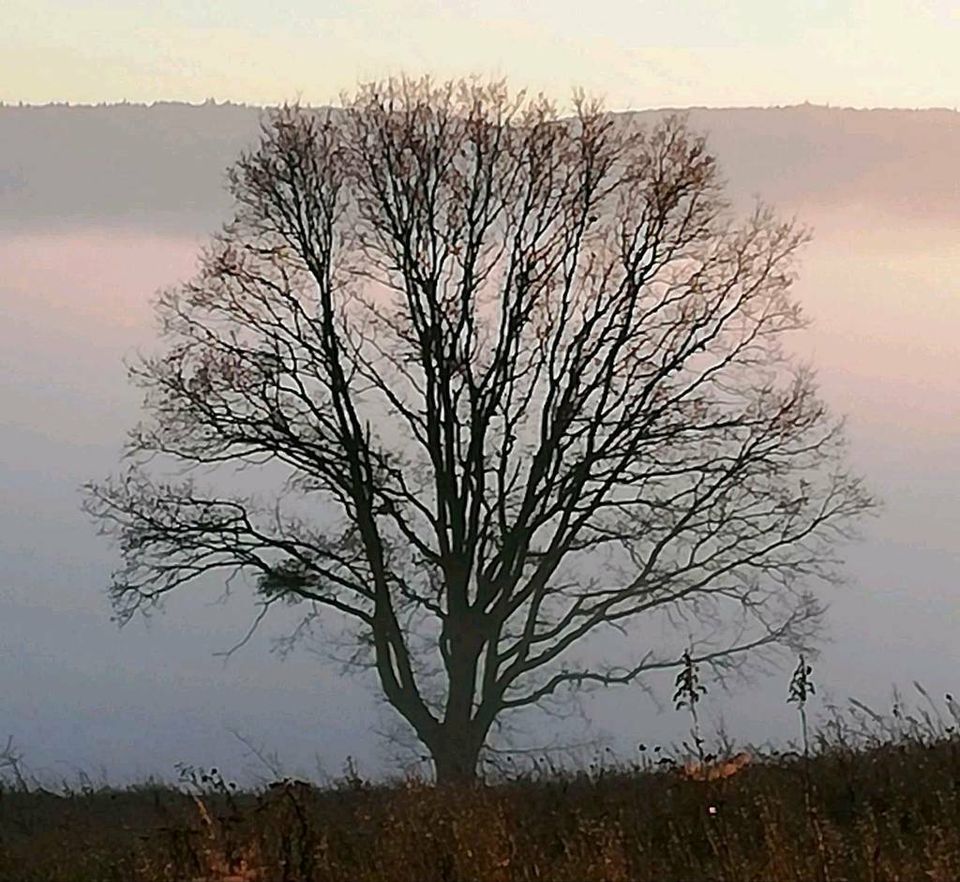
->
(84, 77), (874, 784)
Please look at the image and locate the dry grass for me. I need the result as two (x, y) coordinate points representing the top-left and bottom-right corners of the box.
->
(3, 692), (960, 881)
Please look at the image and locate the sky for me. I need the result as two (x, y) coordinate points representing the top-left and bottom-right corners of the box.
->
(3, 0), (960, 109)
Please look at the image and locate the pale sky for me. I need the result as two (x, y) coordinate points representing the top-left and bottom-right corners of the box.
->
(3, 0), (960, 109)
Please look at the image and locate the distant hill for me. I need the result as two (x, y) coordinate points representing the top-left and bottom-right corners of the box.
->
(1, 102), (957, 233)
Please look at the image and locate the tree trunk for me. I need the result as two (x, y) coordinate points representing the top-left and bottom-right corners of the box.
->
(429, 728), (483, 787)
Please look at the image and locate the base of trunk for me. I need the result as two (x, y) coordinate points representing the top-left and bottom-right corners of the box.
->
(431, 747), (481, 787)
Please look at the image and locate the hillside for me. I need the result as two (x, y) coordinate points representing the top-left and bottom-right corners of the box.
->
(1, 102), (958, 233)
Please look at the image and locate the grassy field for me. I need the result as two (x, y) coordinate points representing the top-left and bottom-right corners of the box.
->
(3, 690), (960, 882)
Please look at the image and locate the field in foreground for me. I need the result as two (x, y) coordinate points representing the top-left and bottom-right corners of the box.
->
(3, 701), (960, 882)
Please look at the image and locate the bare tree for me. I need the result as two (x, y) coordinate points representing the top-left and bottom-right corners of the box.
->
(84, 77), (874, 785)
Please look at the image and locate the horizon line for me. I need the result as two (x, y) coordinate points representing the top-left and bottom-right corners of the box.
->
(1, 99), (958, 114)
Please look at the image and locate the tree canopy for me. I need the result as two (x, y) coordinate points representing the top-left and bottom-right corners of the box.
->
(84, 78), (874, 784)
